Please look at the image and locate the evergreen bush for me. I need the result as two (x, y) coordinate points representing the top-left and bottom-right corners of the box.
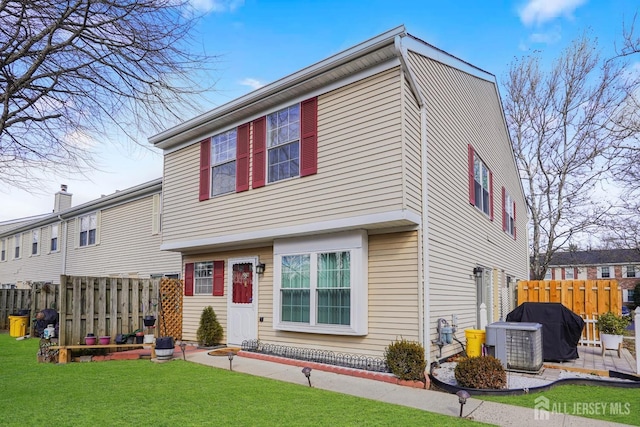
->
(384, 338), (426, 381)
(454, 356), (506, 389)
(196, 306), (223, 347)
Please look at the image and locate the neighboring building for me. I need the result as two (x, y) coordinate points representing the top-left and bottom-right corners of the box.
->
(545, 249), (640, 306)
(0, 180), (182, 289)
(150, 26), (529, 362)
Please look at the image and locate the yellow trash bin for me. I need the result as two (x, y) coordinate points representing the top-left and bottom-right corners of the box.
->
(465, 329), (486, 357)
(9, 315), (29, 337)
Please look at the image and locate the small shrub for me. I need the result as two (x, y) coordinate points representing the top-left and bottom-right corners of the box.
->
(596, 311), (630, 335)
(384, 338), (426, 381)
(196, 306), (223, 347)
(454, 356), (506, 389)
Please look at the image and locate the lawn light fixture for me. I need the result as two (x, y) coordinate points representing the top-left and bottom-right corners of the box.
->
(456, 390), (471, 417)
(256, 263), (266, 275)
(302, 367), (312, 387)
(228, 351), (235, 371)
(178, 340), (187, 360)
(473, 267), (483, 279)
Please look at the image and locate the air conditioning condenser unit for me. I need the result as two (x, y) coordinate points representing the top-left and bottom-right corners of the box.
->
(485, 322), (543, 373)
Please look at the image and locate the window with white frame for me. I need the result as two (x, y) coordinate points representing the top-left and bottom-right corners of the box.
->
(267, 104), (300, 183)
(600, 266), (611, 278)
(210, 129), (237, 196)
(473, 153), (491, 216)
(50, 224), (58, 252)
(14, 233), (21, 259)
(194, 261), (213, 294)
(564, 268), (574, 279)
(624, 265), (636, 278)
(79, 213), (97, 247)
(504, 192), (514, 236)
(274, 231), (367, 335)
(31, 230), (39, 255)
(1, 239), (5, 261)
(544, 269), (552, 280)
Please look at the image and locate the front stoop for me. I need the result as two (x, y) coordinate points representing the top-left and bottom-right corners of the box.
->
(238, 351), (430, 389)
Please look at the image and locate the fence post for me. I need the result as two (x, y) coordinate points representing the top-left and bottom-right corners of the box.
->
(635, 307), (639, 375)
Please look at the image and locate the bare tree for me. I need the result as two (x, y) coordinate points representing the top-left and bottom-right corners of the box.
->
(503, 33), (640, 279)
(0, 0), (214, 189)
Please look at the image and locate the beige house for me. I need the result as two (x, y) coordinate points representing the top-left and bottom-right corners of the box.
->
(0, 180), (181, 288)
(150, 26), (529, 362)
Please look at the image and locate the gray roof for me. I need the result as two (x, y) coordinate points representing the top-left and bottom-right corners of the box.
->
(548, 249), (640, 266)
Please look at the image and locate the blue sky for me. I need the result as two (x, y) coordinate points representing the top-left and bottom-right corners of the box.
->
(1, 0), (638, 220)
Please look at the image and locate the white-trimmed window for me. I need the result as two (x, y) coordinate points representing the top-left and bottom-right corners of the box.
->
(267, 104), (300, 183)
(31, 230), (39, 256)
(503, 191), (515, 236)
(273, 230), (367, 336)
(564, 268), (575, 279)
(50, 224), (59, 252)
(544, 269), (552, 280)
(1, 239), (5, 261)
(598, 266), (611, 279)
(14, 233), (21, 259)
(623, 265), (637, 278)
(194, 261), (213, 294)
(472, 152), (492, 217)
(211, 129), (237, 196)
(623, 289), (635, 303)
(79, 213), (97, 247)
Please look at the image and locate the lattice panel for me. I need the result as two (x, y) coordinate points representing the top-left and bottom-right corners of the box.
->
(159, 278), (183, 340)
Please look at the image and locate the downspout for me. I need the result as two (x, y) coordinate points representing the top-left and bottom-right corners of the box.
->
(394, 35), (432, 363)
(58, 215), (67, 278)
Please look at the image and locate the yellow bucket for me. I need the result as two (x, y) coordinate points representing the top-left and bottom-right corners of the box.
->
(465, 329), (486, 357)
(9, 315), (29, 337)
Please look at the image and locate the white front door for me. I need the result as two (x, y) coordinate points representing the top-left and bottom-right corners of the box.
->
(227, 258), (258, 346)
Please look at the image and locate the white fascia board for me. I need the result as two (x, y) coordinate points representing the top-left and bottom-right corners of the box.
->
(160, 210), (421, 252)
(150, 26), (406, 149)
(402, 35), (495, 83)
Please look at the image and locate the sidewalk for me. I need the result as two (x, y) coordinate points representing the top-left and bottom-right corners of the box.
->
(185, 350), (630, 427)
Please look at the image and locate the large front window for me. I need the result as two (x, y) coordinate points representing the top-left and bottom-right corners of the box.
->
(274, 231), (366, 335)
(79, 213), (96, 247)
(211, 129), (236, 196)
(195, 261), (213, 294)
(267, 104), (300, 183)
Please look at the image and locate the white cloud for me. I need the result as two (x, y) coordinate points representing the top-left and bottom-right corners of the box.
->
(519, 0), (587, 26)
(529, 25), (562, 44)
(189, 0), (244, 13)
(239, 78), (265, 90)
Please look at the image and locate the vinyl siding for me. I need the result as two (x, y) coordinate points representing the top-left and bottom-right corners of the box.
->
(66, 194), (181, 277)
(162, 68), (407, 246)
(181, 232), (419, 358)
(0, 226), (63, 285)
(403, 77), (423, 214)
(407, 51), (529, 359)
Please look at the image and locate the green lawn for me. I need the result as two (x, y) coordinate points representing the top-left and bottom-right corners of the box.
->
(0, 334), (480, 426)
(480, 383), (640, 425)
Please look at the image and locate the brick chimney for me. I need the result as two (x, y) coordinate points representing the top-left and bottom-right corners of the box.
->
(53, 184), (72, 213)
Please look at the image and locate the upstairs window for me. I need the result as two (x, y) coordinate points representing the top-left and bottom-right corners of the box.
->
(468, 145), (493, 219)
(625, 265), (637, 278)
(502, 188), (516, 238)
(267, 104), (300, 183)
(14, 233), (21, 259)
(564, 268), (575, 279)
(211, 129), (237, 196)
(31, 230), (39, 255)
(599, 266), (611, 278)
(79, 213), (97, 247)
(51, 224), (58, 252)
(1, 239), (5, 261)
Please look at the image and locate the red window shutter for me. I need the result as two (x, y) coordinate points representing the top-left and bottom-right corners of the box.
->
(489, 171), (494, 221)
(236, 123), (250, 192)
(300, 97), (318, 177)
(501, 187), (507, 231)
(512, 200), (517, 239)
(199, 138), (211, 201)
(561, 268), (566, 280)
(252, 117), (266, 188)
(468, 145), (475, 205)
(184, 263), (194, 296)
(574, 267), (578, 278)
(551, 269), (556, 280)
(213, 260), (225, 296)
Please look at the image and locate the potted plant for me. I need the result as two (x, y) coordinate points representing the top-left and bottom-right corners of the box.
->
(596, 311), (630, 354)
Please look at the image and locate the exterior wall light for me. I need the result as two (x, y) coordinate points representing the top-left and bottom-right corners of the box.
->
(256, 263), (266, 275)
(473, 267), (483, 279)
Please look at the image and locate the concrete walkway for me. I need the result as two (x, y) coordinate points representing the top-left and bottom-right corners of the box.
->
(184, 350), (631, 427)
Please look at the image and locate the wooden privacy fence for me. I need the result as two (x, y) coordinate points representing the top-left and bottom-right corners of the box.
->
(0, 283), (60, 330)
(517, 280), (623, 346)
